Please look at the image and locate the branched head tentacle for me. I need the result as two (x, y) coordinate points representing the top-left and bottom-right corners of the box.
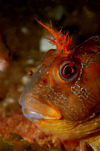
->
(36, 19), (72, 56)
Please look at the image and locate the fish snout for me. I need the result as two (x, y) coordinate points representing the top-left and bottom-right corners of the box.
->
(19, 93), (61, 121)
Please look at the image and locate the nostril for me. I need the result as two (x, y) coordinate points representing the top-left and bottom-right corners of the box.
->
(38, 78), (48, 87)
(39, 80), (45, 87)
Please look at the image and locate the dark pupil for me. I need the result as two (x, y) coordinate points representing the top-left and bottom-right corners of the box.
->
(63, 66), (72, 75)
(60, 61), (77, 81)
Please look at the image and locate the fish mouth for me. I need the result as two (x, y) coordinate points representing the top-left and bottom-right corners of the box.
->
(19, 93), (61, 121)
(22, 107), (44, 120)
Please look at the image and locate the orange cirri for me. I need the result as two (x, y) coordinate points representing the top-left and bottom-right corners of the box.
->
(19, 20), (100, 151)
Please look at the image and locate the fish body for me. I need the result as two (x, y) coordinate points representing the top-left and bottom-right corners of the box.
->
(19, 21), (100, 150)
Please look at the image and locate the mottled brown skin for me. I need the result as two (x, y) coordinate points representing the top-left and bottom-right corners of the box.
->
(19, 22), (100, 151)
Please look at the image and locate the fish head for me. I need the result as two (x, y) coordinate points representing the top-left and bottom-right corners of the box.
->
(19, 21), (100, 141)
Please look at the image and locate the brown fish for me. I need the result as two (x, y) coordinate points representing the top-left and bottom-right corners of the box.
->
(0, 34), (11, 72)
(0, 33), (11, 100)
(19, 21), (100, 151)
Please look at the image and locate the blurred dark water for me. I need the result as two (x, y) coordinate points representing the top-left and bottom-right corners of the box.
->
(0, 0), (100, 46)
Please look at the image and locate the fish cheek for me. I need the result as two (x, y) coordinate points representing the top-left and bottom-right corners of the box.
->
(46, 60), (82, 120)
(41, 63), (95, 121)
(70, 63), (100, 120)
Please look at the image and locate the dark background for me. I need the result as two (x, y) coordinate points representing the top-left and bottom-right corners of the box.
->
(0, 0), (100, 54)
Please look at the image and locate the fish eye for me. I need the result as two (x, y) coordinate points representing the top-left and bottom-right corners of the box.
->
(59, 61), (77, 81)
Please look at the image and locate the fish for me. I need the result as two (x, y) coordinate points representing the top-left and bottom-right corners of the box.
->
(0, 33), (11, 72)
(0, 33), (11, 100)
(19, 20), (100, 151)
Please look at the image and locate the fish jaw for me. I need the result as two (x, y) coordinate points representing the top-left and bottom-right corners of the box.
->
(19, 93), (61, 121)
(32, 114), (100, 141)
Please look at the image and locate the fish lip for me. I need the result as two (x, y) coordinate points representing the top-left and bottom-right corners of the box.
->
(19, 93), (61, 120)
(22, 107), (44, 120)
